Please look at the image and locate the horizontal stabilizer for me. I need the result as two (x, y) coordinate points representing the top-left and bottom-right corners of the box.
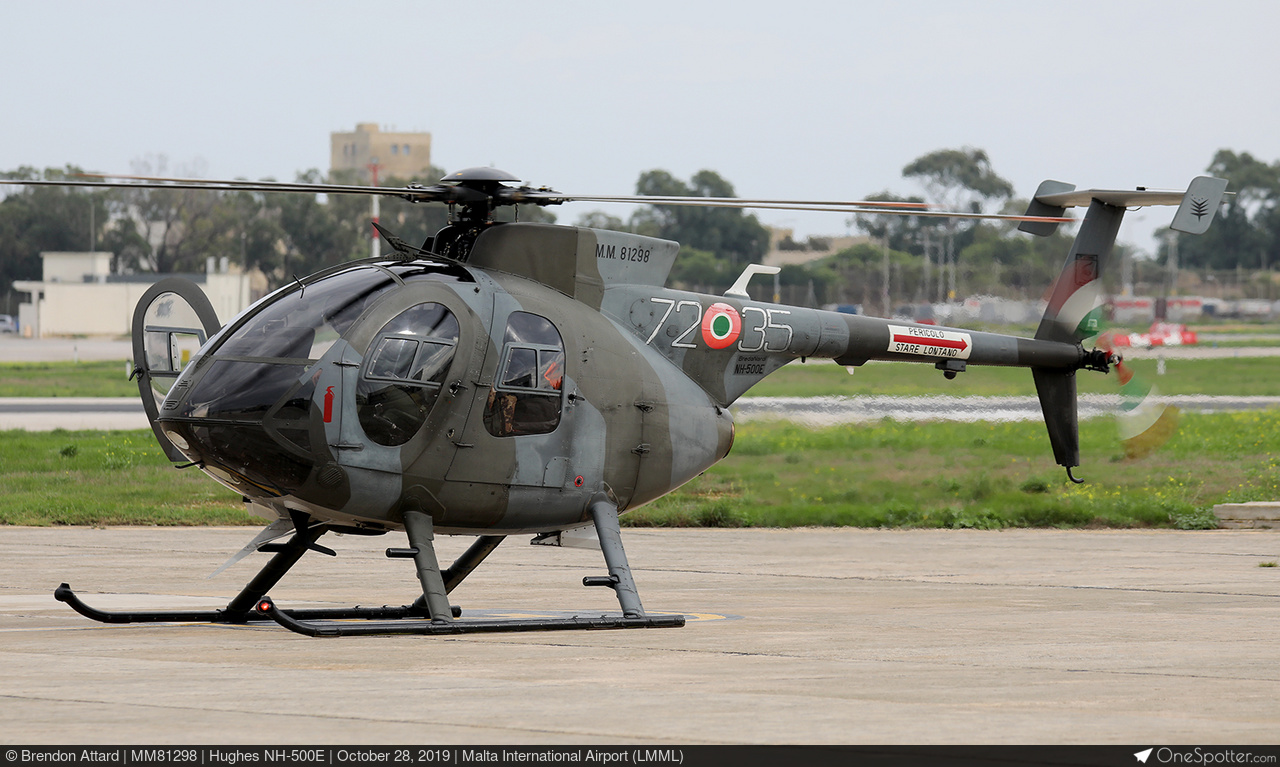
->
(1022, 176), (1228, 236)
(1035, 187), (1193, 209)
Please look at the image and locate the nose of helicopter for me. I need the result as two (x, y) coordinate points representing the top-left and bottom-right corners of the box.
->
(155, 358), (338, 501)
(142, 263), (468, 506)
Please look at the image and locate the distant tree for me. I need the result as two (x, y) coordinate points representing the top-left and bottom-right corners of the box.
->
(0, 166), (110, 304)
(852, 191), (942, 253)
(270, 169), (365, 276)
(371, 166), (450, 253)
(668, 246), (729, 290)
(204, 188), (287, 277)
(957, 215), (1076, 298)
(1171, 149), (1279, 270)
(822, 241), (920, 314)
(574, 211), (628, 232)
(903, 148), (1014, 211)
(776, 235), (806, 251)
(101, 157), (229, 274)
(902, 148), (1014, 299)
(630, 169), (769, 268)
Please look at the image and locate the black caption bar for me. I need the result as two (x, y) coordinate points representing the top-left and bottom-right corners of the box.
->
(4, 747), (1280, 767)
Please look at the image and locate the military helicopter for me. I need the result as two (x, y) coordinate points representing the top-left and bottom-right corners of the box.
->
(0, 168), (1227, 636)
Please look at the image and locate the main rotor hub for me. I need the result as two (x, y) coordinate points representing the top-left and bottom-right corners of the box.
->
(440, 167), (521, 185)
(400, 167), (564, 228)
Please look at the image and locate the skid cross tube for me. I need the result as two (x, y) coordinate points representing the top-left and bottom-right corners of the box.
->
(407, 534), (506, 614)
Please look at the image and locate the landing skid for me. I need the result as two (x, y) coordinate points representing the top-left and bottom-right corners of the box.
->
(54, 584), (446, 625)
(53, 501), (684, 636)
(254, 596), (683, 637)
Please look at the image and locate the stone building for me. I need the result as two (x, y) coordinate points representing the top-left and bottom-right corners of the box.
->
(330, 123), (433, 183)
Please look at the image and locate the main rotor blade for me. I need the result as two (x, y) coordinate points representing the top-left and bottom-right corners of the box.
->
(0, 175), (443, 199)
(86, 175), (926, 209)
(570, 194), (1072, 222)
(565, 193), (930, 209)
(75, 173), (572, 205)
(0, 175), (1072, 223)
(1, 176), (380, 195)
(82, 172), (386, 194)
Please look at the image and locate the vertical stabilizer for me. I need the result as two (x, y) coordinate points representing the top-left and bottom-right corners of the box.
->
(1034, 199), (1126, 345)
(1032, 367), (1080, 472)
(1170, 176), (1229, 235)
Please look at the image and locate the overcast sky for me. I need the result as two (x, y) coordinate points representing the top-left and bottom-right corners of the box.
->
(3, 0), (1277, 255)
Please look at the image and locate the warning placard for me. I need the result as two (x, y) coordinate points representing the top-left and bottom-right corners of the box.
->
(886, 324), (972, 360)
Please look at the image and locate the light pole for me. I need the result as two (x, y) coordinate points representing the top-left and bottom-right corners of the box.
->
(367, 160), (382, 259)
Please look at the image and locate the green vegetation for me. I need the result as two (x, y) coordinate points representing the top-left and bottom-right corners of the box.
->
(3, 352), (1280, 399)
(0, 360), (136, 397)
(0, 429), (247, 525)
(4, 410), (1278, 529)
(624, 411), (1280, 530)
(7, 148), (1280, 318)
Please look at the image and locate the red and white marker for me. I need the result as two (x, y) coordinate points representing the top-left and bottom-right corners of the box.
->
(886, 324), (972, 360)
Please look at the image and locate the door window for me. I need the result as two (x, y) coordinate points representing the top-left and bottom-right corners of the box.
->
(484, 312), (565, 437)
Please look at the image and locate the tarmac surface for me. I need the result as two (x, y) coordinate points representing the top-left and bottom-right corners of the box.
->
(2, 526), (1279, 744)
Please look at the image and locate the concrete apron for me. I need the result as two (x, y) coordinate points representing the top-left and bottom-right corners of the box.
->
(0, 526), (1278, 744)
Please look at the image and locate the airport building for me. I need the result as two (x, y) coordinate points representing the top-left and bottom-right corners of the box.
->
(13, 252), (264, 338)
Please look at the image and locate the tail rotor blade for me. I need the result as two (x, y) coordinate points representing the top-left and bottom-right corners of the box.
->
(1098, 333), (1178, 459)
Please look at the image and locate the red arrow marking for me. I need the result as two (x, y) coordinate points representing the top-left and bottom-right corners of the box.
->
(893, 333), (969, 351)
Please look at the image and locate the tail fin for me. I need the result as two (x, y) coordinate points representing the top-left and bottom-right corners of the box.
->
(1031, 192), (1124, 346)
(1020, 177), (1227, 477)
(1031, 367), (1081, 479)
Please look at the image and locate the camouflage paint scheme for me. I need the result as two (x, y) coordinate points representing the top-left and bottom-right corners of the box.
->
(17, 168), (1220, 631)
(137, 217), (1099, 542)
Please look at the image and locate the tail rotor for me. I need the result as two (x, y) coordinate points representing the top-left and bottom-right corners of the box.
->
(1096, 331), (1179, 459)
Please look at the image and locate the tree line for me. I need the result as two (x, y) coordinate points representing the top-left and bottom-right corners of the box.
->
(621, 149), (1075, 308)
(637, 147), (1280, 309)
(0, 163), (450, 306)
(3, 147), (1276, 316)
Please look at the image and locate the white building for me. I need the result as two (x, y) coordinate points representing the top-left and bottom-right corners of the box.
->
(14, 252), (264, 338)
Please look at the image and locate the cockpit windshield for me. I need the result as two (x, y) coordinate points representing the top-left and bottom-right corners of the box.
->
(157, 261), (474, 499)
(215, 266), (399, 360)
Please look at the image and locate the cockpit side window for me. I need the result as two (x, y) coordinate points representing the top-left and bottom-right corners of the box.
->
(357, 303), (460, 447)
(484, 311), (564, 438)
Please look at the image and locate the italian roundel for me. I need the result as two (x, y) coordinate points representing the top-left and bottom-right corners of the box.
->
(701, 303), (742, 349)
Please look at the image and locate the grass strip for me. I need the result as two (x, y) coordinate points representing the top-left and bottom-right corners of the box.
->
(0, 430), (249, 525)
(4, 354), (1280, 399)
(0, 360), (137, 397)
(622, 411), (1280, 530)
(3, 412), (1278, 529)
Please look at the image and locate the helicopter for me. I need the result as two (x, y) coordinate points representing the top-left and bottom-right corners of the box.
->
(0, 168), (1227, 636)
